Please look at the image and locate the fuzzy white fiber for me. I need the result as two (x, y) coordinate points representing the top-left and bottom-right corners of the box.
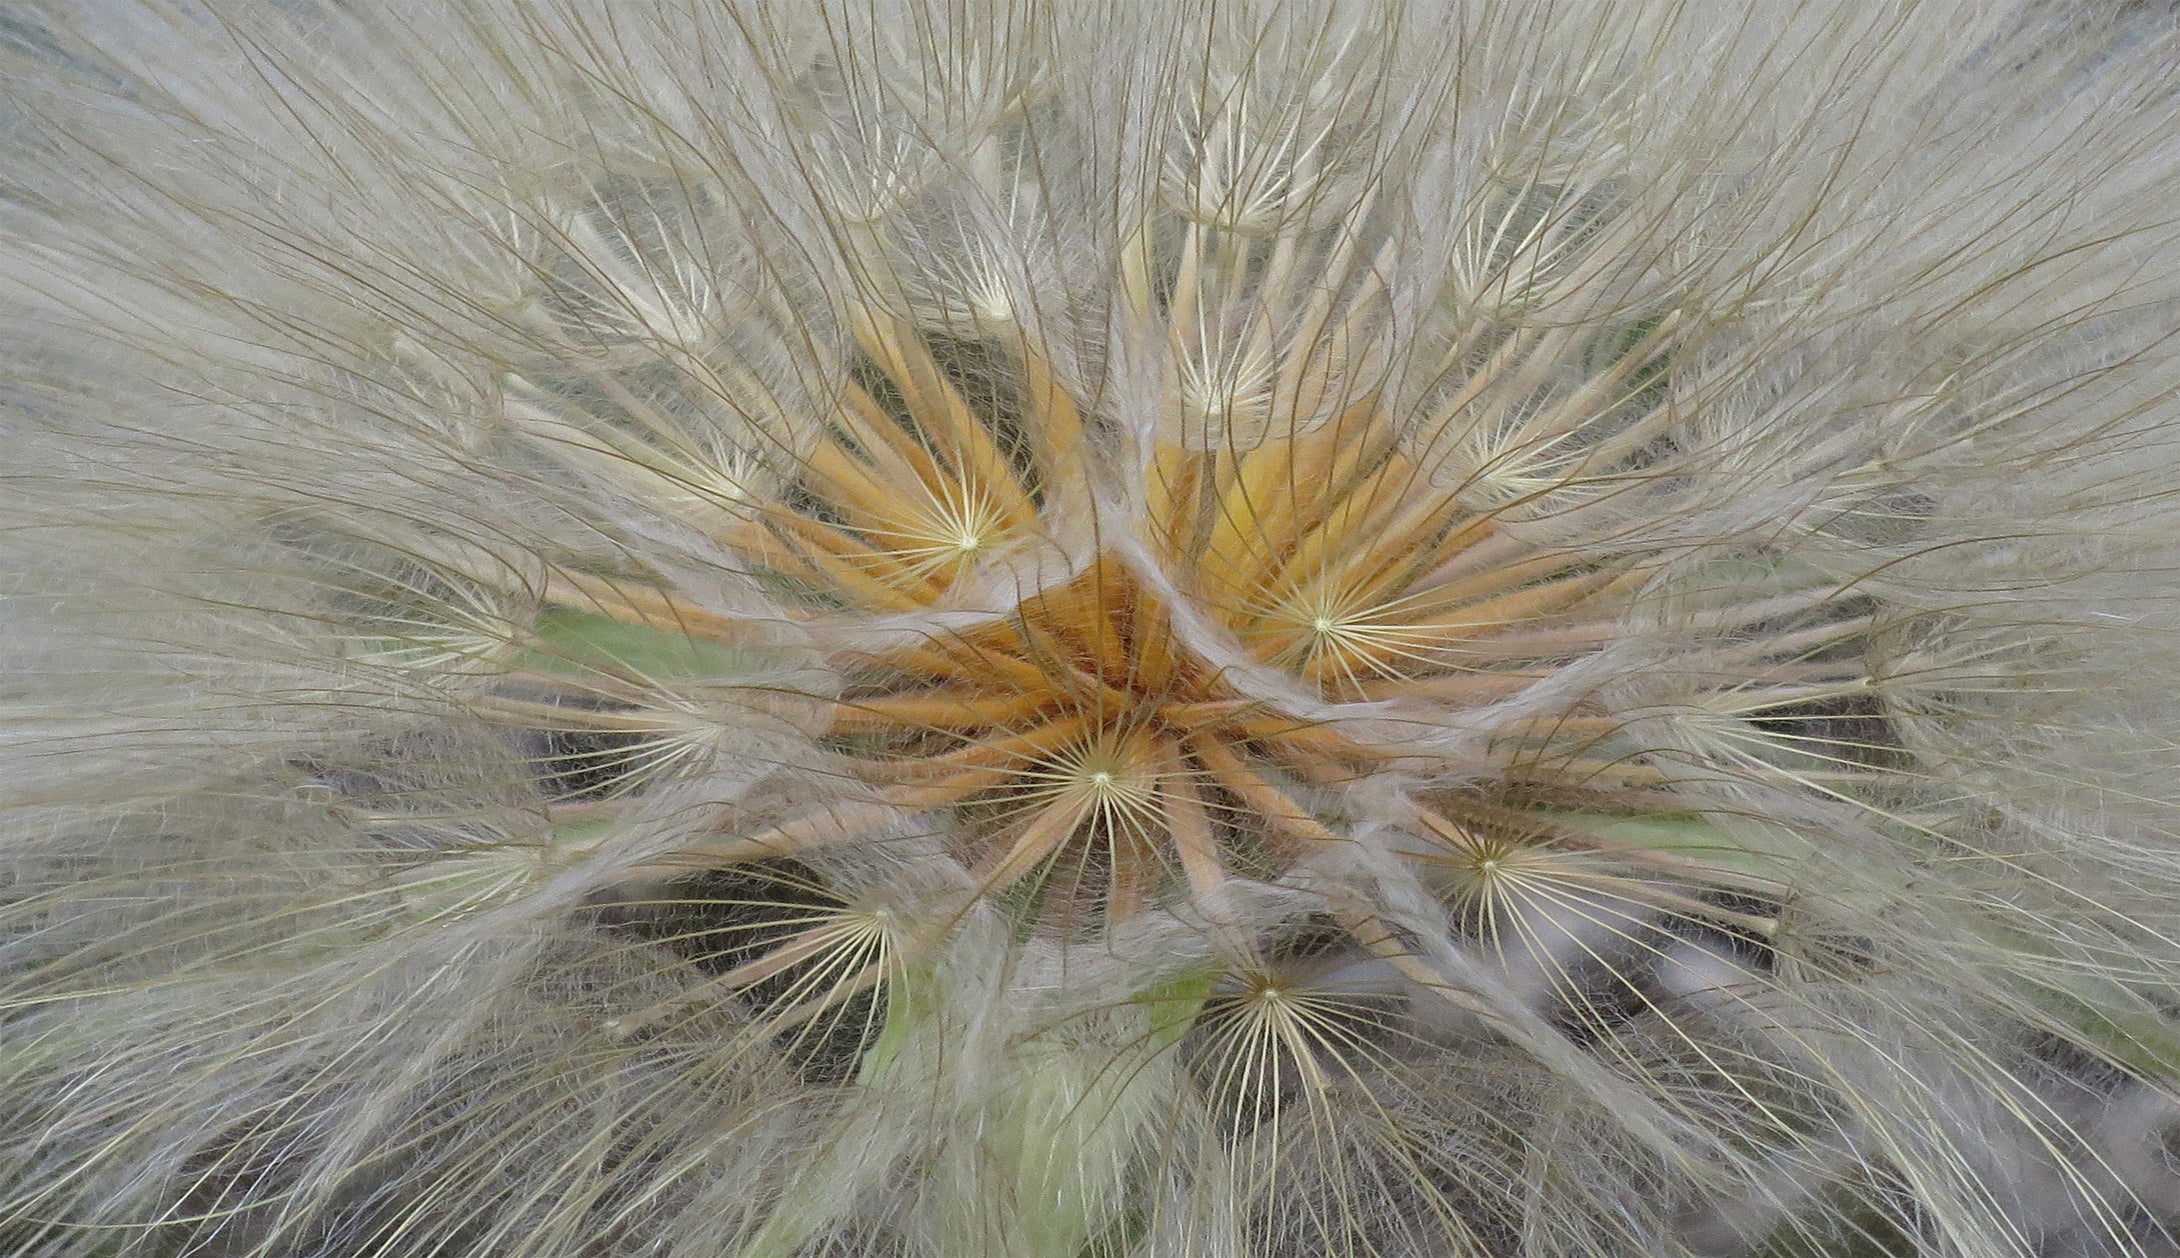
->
(9, 2), (2180, 1256)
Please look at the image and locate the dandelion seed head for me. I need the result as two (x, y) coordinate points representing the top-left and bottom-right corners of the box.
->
(12, 1), (2180, 1255)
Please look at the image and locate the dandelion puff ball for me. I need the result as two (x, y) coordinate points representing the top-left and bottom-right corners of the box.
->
(10, 2), (2180, 1255)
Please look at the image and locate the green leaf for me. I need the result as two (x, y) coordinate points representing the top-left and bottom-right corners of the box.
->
(2026, 975), (2180, 1078)
(856, 965), (938, 1086)
(1134, 969), (1218, 1046)
(1544, 810), (1815, 883)
(523, 608), (759, 679)
(545, 818), (623, 850)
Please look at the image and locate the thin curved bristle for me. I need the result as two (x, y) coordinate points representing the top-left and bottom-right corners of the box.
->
(9, 2), (2180, 1256)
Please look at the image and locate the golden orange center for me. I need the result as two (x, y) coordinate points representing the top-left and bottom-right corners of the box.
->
(707, 310), (1653, 932)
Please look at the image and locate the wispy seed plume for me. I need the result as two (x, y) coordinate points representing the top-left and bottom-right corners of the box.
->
(8, 3), (2180, 1256)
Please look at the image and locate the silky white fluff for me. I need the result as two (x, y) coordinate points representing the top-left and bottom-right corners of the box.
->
(8, 3), (2180, 1257)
